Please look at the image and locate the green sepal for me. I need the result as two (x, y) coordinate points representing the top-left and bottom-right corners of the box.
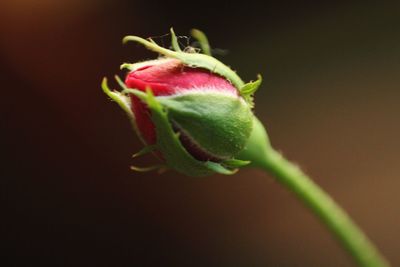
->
(130, 164), (166, 172)
(124, 88), (238, 177)
(170, 27), (182, 52)
(102, 77), (132, 117)
(122, 29), (245, 90)
(204, 161), (237, 175)
(102, 76), (147, 144)
(240, 74), (262, 107)
(190, 28), (211, 56)
(222, 159), (251, 168)
(122, 29), (265, 107)
(156, 92), (253, 160)
(132, 145), (157, 158)
(120, 58), (172, 72)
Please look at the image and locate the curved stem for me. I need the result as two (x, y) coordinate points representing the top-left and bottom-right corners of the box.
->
(260, 149), (389, 267)
(239, 117), (390, 267)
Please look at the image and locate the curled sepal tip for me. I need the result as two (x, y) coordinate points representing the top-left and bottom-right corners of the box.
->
(130, 164), (166, 172)
(101, 77), (132, 118)
(204, 161), (237, 175)
(101, 77), (146, 144)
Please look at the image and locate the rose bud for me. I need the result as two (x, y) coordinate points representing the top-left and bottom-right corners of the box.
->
(102, 28), (262, 176)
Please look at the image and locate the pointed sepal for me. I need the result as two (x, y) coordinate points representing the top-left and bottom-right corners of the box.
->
(122, 32), (245, 91)
(190, 28), (211, 56)
(132, 145), (157, 158)
(130, 164), (166, 172)
(123, 87), (241, 177)
(222, 159), (251, 168)
(102, 77), (147, 144)
(239, 74), (262, 107)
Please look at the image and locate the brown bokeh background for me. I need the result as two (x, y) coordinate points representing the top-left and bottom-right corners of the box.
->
(1, 1), (399, 266)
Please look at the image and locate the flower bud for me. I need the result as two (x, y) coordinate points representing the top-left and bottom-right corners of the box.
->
(102, 28), (262, 176)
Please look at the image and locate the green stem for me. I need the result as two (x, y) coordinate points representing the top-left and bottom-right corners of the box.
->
(239, 118), (390, 267)
(261, 149), (388, 267)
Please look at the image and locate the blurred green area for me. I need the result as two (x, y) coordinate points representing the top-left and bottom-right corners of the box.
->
(1, 1), (399, 266)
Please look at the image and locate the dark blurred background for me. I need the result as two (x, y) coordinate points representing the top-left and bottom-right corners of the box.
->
(1, 0), (399, 266)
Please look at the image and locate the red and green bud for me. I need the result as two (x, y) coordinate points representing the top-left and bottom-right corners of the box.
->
(102, 28), (262, 176)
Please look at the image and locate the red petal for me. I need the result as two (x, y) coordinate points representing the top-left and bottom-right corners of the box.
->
(125, 58), (238, 159)
(125, 58), (238, 96)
